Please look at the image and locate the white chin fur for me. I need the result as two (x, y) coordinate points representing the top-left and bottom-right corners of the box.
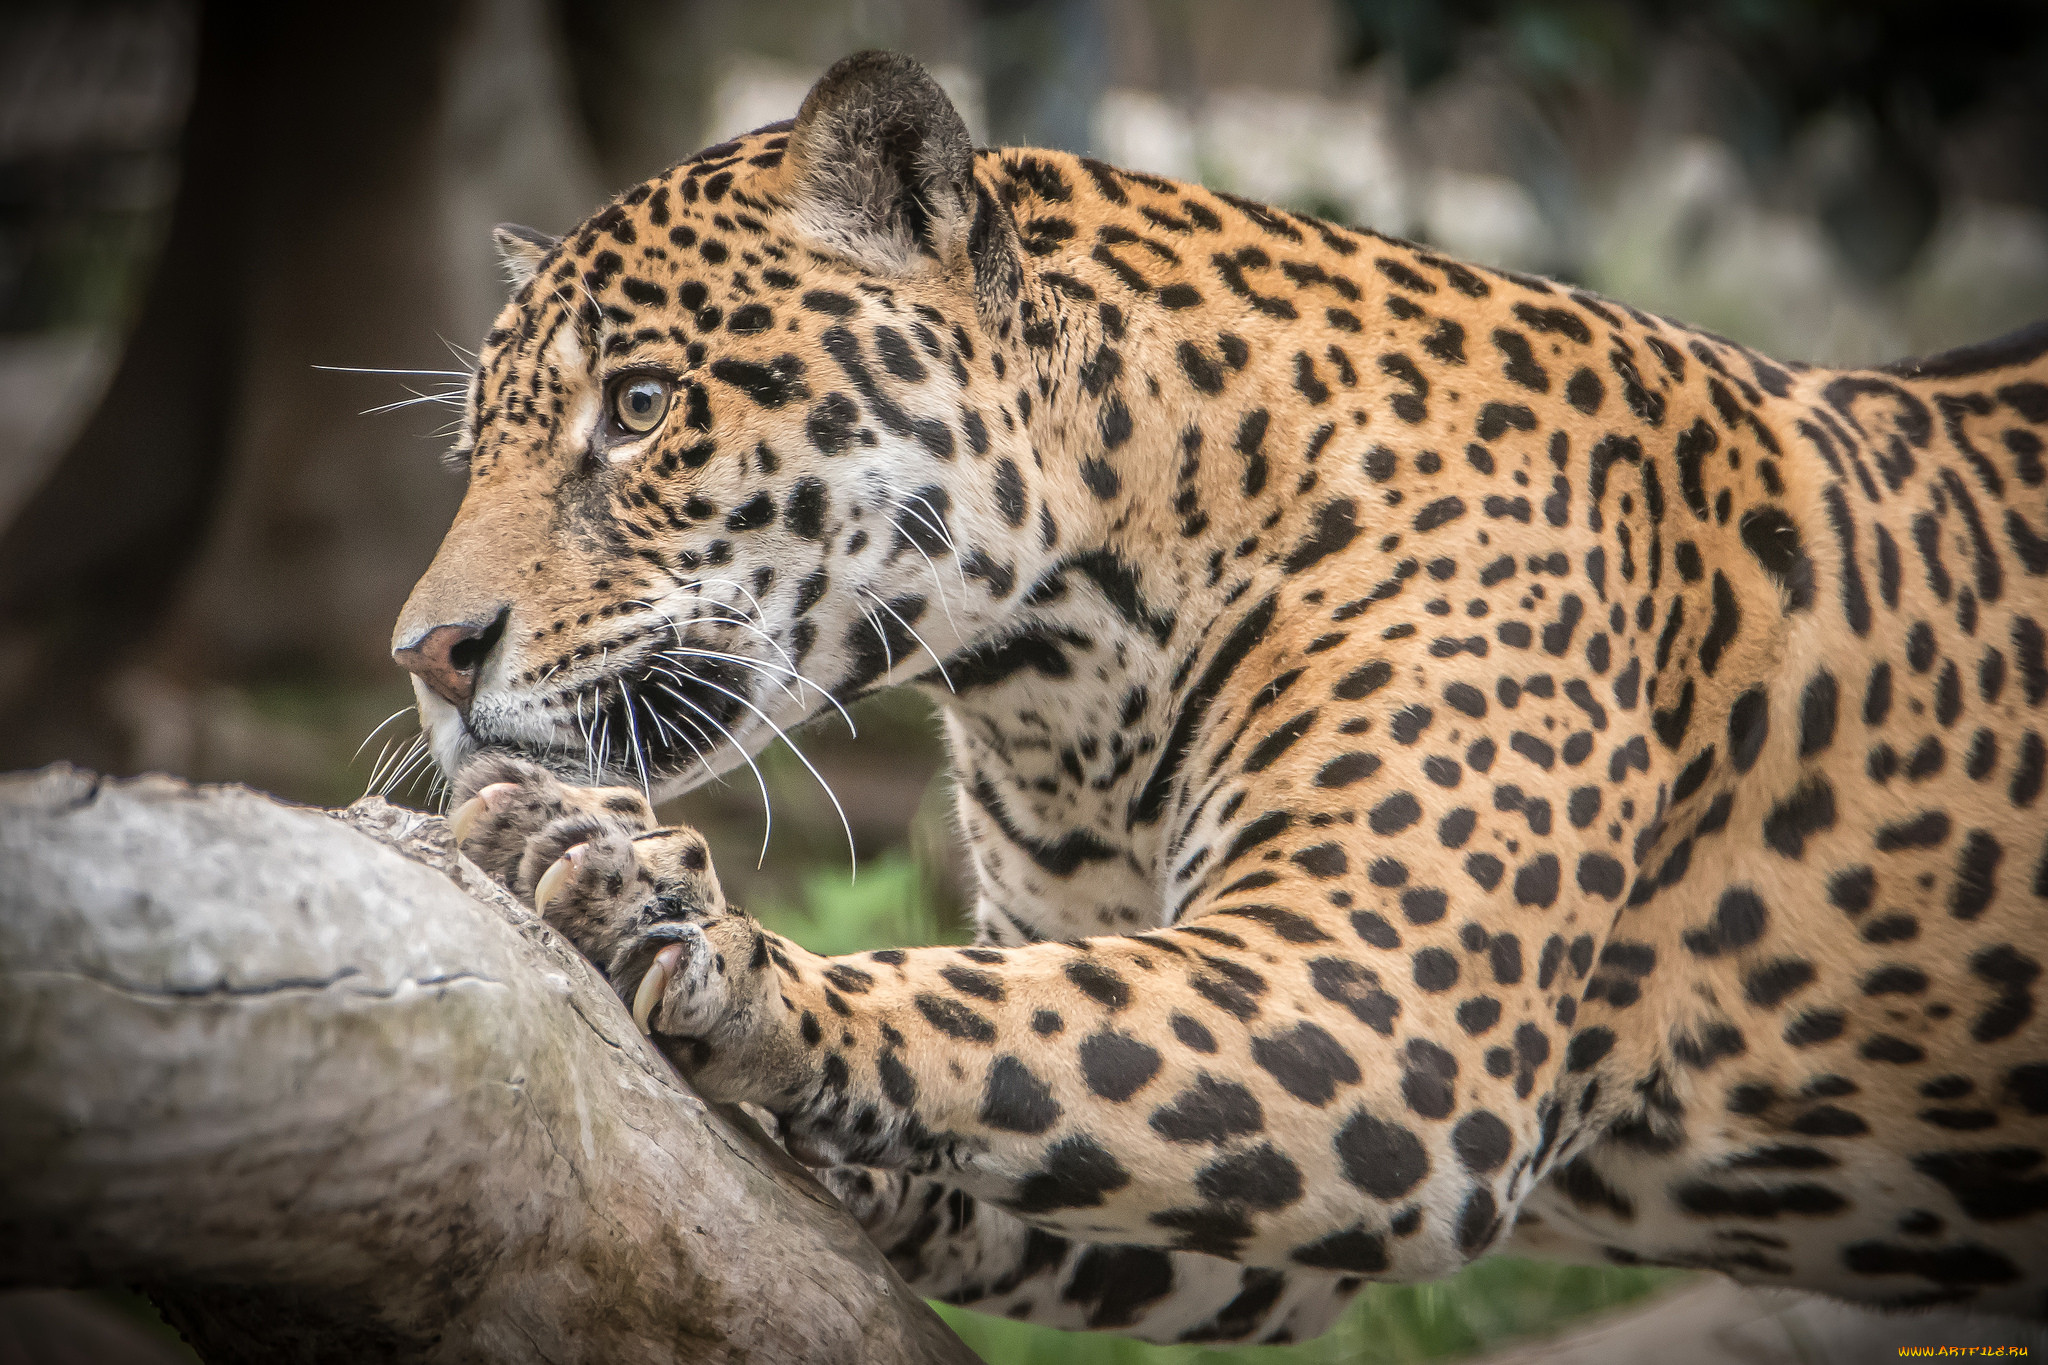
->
(411, 680), (477, 782)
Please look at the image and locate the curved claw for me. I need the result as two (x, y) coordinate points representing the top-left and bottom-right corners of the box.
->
(534, 843), (586, 917)
(634, 943), (686, 1034)
(450, 782), (520, 846)
(449, 796), (484, 846)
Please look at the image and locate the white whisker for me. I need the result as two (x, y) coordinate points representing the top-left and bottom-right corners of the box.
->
(642, 655), (796, 726)
(359, 389), (468, 417)
(395, 736), (437, 795)
(659, 633), (858, 737)
(363, 738), (398, 797)
(858, 601), (895, 672)
(683, 575), (786, 638)
(893, 494), (967, 598)
(352, 706), (417, 772)
(639, 653), (854, 775)
(671, 642), (800, 705)
(892, 495), (964, 565)
(860, 587), (954, 693)
(313, 364), (470, 377)
(631, 595), (858, 738)
(634, 591), (798, 680)
(618, 677), (654, 799)
(886, 516), (965, 643)
(576, 690), (598, 786)
(374, 733), (432, 799)
(369, 733), (423, 797)
(636, 685), (727, 790)
(635, 564), (811, 680)
(437, 333), (479, 366)
(690, 574), (769, 616)
(570, 275), (610, 346)
(652, 681), (776, 866)
(662, 665), (858, 877)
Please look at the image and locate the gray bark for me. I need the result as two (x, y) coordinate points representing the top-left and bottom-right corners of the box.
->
(0, 765), (977, 1365)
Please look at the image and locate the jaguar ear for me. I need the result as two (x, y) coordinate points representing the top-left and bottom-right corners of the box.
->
(492, 223), (559, 289)
(784, 51), (1018, 312)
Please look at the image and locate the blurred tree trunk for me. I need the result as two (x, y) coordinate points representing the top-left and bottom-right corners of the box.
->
(0, 0), (465, 774)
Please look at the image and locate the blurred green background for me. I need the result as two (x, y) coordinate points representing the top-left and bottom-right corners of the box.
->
(1, 1), (2044, 1360)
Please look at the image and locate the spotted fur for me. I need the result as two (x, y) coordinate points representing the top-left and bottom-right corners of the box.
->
(396, 52), (2048, 1340)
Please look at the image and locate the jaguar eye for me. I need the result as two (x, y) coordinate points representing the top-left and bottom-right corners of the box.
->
(609, 374), (672, 435)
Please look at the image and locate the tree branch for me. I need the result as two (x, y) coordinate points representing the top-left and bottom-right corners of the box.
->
(0, 766), (977, 1365)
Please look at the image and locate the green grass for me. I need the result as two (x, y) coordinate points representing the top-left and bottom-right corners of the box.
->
(752, 850), (963, 956)
(936, 1259), (1676, 1364)
(757, 861), (1682, 1364)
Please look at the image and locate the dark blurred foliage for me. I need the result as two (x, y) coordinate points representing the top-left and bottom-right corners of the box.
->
(0, 5), (189, 334)
(1339, 0), (2048, 278)
(0, 152), (154, 333)
(975, 0), (1107, 151)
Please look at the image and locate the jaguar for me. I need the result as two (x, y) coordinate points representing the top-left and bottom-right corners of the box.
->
(392, 51), (2048, 1342)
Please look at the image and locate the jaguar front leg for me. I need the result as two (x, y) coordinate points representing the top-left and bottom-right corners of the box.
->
(446, 760), (1384, 1344)
(448, 758), (1621, 1340)
(517, 849), (1584, 1294)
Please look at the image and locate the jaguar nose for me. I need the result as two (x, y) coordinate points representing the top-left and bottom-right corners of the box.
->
(393, 608), (508, 708)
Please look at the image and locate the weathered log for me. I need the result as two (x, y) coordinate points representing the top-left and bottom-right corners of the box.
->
(0, 766), (977, 1365)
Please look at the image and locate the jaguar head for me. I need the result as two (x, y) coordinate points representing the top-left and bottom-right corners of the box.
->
(393, 52), (1043, 797)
